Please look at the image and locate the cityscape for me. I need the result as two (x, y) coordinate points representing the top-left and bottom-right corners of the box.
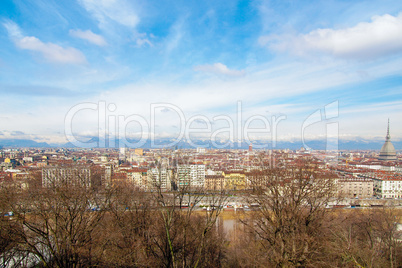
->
(1, 0), (402, 267)
(0, 122), (401, 200)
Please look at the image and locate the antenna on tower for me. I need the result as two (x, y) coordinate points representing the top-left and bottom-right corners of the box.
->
(386, 118), (391, 140)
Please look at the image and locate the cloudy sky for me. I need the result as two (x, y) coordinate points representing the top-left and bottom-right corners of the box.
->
(0, 0), (402, 147)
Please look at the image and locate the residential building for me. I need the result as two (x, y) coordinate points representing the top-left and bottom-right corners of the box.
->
(337, 178), (373, 198)
(147, 168), (172, 191)
(373, 178), (402, 198)
(42, 165), (92, 188)
(177, 164), (205, 189)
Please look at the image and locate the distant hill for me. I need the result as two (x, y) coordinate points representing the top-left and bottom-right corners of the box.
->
(1, 137), (401, 151)
(0, 139), (51, 148)
(61, 137), (402, 151)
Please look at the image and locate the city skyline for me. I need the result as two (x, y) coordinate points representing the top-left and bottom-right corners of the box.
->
(1, 0), (402, 147)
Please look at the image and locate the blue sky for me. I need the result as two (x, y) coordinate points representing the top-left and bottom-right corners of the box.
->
(0, 0), (402, 147)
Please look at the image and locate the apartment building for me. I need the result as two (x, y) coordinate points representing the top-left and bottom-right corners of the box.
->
(373, 178), (402, 198)
(177, 164), (205, 189)
(337, 178), (373, 198)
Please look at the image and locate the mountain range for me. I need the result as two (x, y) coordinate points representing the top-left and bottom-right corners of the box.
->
(0, 137), (401, 151)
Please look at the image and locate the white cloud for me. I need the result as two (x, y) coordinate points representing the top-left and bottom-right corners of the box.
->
(164, 18), (185, 55)
(3, 20), (23, 39)
(17, 37), (87, 64)
(261, 13), (402, 60)
(69, 29), (107, 46)
(194, 63), (245, 77)
(78, 0), (139, 29)
(4, 21), (86, 64)
(136, 38), (152, 47)
(134, 32), (153, 47)
(0, 130), (68, 144)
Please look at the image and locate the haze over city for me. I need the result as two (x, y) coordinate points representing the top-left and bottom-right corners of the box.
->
(1, 0), (402, 148)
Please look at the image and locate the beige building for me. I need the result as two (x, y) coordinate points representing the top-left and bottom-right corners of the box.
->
(204, 174), (225, 191)
(126, 168), (148, 189)
(42, 166), (92, 188)
(147, 168), (172, 191)
(337, 178), (373, 198)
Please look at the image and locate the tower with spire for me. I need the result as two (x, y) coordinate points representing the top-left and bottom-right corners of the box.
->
(378, 119), (397, 161)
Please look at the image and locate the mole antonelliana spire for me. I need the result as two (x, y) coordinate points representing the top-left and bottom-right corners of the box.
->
(378, 119), (397, 161)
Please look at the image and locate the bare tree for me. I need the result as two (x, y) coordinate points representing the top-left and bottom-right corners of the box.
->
(0, 183), (26, 267)
(145, 156), (227, 268)
(327, 208), (402, 268)
(99, 181), (153, 267)
(3, 170), (113, 267)
(242, 160), (336, 267)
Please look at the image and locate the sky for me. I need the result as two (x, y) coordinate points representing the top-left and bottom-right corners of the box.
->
(0, 0), (402, 148)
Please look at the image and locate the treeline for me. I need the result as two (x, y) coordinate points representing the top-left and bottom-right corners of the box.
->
(0, 163), (401, 267)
